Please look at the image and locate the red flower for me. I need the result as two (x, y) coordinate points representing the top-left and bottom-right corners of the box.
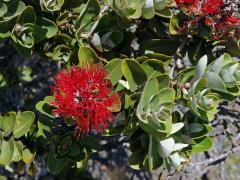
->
(211, 16), (240, 39)
(200, 0), (223, 15)
(176, 0), (197, 13)
(205, 16), (214, 26)
(176, 0), (223, 15)
(224, 17), (240, 24)
(51, 64), (121, 136)
(176, 0), (240, 39)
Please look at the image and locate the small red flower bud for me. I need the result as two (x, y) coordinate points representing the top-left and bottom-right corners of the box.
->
(205, 17), (214, 26)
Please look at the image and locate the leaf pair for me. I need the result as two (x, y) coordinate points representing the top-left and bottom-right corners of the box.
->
(0, 111), (35, 165)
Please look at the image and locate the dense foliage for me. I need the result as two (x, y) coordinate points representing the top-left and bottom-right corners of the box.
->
(0, 0), (240, 178)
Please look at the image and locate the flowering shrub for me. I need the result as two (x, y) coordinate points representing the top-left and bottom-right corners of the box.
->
(0, 0), (240, 178)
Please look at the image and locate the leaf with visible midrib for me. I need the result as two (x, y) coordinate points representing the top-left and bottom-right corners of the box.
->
(0, 136), (14, 165)
(1, 112), (16, 137)
(191, 136), (213, 153)
(12, 141), (23, 162)
(78, 46), (100, 66)
(17, 6), (36, 25)
(105, 58), (123, 85)
(122, 59), (147, 91)
(13, 111), (35, 139)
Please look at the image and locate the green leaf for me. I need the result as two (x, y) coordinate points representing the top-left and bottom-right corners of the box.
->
(47, 148), (68, 175)
(12, 24), (36, 49)
(0, 20), (13, 38)
(190, 124), (213, 139)
(154, 0), (168, 10)
(2, 1), (26, 21)
(210, 54), (225, 73)
(142, 0), (155, 19)
(78, 136), (100, 151)
(140, 39), (180, 56)
(78, 46), (100, 66)
(1, 112), (16, 137)
(158, 137), (175, 158)
(40, 0), (64, 12)
(69, 143), (81, 157)
(191, 136), (213, 153)
(52, 45), (70, 62)
(191, 55), (208, 83)
(197, 106), (218, 121)
(169, 15), (180, 35)
(156, 7), (172, 18)
(22, 148), (35, 164)
(157, 88), (175, 104)
(124, 114), (139, 135)
(189, 123), (204, 134)
(56, 11), (78, 25)
(61, 136), (72, 148)
(145, 53), (173, 67)
(75, 0), (100, 28)
(36, 101), (54, 118)
(0, 136), (14, 165)
(44, 96), (54, 104)
(170, 123), (184, 135)
(0, 2), (7, 17)
(68, 146), (87, 162)
(19, 66), (32, 82)
(36, 17), (58, 39)
(121, 59), (148, 91)
(192, 78), (208, 96)
(204, 71), (227, 92)
(12, 141), (23, 162)
(125, 0), (145, 19)
(128, 149), (146, 170)
(173, 143), (188, 151)
(146, 113), (172, 135)
(155, 74), (170, 90)
(100, 30), (124, 50)
(13, 111), (35, 139)
(14, 43), (32, 57)
(36, 115), (53, 139)
(105, 58), (123, 85)
(91, 33), (103, 51)
(146, 135), (163, 170)
(17, 6), (36, 24)
(141, 59), (165, 77)
(187, 40), (207, 64)
(220, 63), (238, 88)
(141, 77), (159, 108)
(225, 37), (240, 57)
(169, 152), (182, 168)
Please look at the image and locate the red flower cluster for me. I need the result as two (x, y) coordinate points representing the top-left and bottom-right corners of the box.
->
(201, 0), (223, 15)
(176, 0), (240, 39)
(176, 0), (197, 14)
(51, 64), (121, 136)
(213, 16), (240, 38)
(176, 0), (223, 15)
